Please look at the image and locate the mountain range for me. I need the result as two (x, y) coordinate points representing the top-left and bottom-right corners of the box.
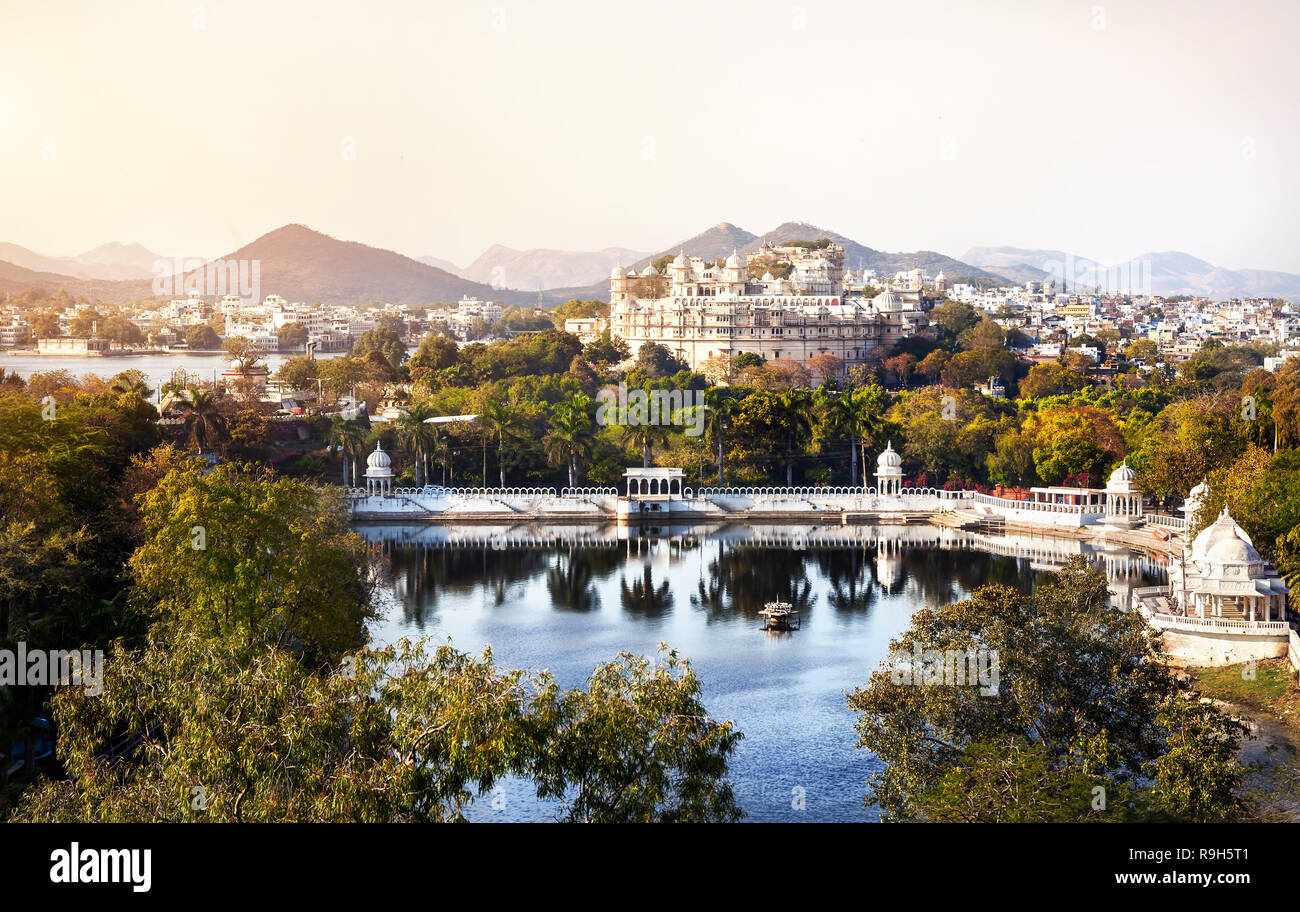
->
(961, 246), (1300, 299)
(421, 245), (652, 291)
(0, 241), (166, 281)
(2, 224), (1297, 307)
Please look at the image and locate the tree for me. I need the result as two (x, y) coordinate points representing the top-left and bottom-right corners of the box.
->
(329, 415), (368, 486)
(16, 638), (742, 823)
(351, 325), (408, 369)
(408, 332), (462, 374)
(477, 396), (529, 487)
(129, 462), (376, 662)
(809, 353), (845, 385)
(225, 409), (274, 462)
(550, 299), (608, 327)
(775, 389), (816, 486)
(1021, 362), (1091, 399)
(634, 343), (689, 380)
(223, 336), (266, 375)
(582, 330), (629, 367)
(100, 314), (143, 347)
(394, 400), (439, 487)
(29, 311), (61, 340)
(176, 387), (227, 455)
(848, 557), (1247, 822)
(544, 393), (595, 488)
(276, 322), (309, 351)
(108, 370), (152, 400)
(185, 324), (221, 351)
(931, 300), (980, 338)
(276, 354), (316, 394)
(827, 384), (887, 486)
(68, 309), (104, 339)
(526, 647), (742, 822)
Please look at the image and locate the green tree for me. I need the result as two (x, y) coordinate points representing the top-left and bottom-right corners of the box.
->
(176, 387), (227, 455)
(185, 324), (221, 351)
(129, 462), (375, 662)
(848, 557), (1246, 822)
(276, 322), (309, 351)
(544, 393), (595, 488)
(526, 647), (742, 822)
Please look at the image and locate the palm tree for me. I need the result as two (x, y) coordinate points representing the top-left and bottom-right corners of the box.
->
(330, 415), (368, 486)
(619, 417), (670, 468)
(776, 389), (815, 486)
(108, 370), (152, 399)
(177, 387), (227, 455)
(827, 386), (884, 487)
(479, 397), (528, 487)
(620, 565), (673, 618)
(543, 393), (595, 488)
(395, 400), (438, 486)
(702, 389), (732, 484)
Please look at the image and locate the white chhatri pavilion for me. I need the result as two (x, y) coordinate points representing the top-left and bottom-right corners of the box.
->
(875, 441), (903, 496)
(1103, 459), (1143, 528)
(364, 440), (394, 495)
(1170, 507), (1289, 622)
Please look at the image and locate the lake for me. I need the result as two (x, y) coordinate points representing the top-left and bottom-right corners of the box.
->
(358, 521), (1168, 822)
(2, 350), (343, 396)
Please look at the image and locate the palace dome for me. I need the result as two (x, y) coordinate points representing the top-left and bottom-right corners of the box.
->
(640, 264), (658, 276)
(725, 249), (743, 269)
(761, 272), (775, 282)
(672, 250), (688, 268)
(611, 264), (626, 279)
(873, 291), (903, 312)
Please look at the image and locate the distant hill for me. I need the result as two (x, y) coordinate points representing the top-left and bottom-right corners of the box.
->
(415, 255), (465, 277)
(459, 244), (653, 291)
(543, 220), (1003, 301)
(961, 245), (1300, 298)
(168, 225), (535, 307)
(743, 221), (1006, 283)
(0, 240), (165, 281)
(538, 222), (760, 302)
(0, 225), (536, 307)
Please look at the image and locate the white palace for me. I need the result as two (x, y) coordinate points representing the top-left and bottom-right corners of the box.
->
(588, 241), (926, 372)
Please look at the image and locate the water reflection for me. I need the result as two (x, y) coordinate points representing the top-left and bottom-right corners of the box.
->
(358, 522), (1167, 822)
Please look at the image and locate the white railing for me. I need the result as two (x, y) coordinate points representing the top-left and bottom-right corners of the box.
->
(968, 492), (1103, 514)
(1148, 614), (1290, 634)
(561, 487), (618, 497)
(1144, 513), (1187, 530)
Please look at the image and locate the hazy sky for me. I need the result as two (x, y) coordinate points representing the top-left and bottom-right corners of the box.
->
(2, 0), (1297, 271)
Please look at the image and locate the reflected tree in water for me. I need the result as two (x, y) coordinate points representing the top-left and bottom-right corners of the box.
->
(816, 546), (876, 614)
(620, 565), (673, 618)
(547, 548), (600, 613)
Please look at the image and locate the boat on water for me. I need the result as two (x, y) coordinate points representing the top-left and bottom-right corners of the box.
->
(759, 600), (799, 631)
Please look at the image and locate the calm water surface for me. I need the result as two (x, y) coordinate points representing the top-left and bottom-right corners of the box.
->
(2, 350), (342, 395)
(359, 522), (1168, 822)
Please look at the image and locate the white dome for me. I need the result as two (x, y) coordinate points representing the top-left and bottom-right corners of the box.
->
(1207, 535), (1261, 565)
(877, 440), (902, 468)
(873, 291), (903, 312)
(672, 250), (688, 268)
(366, 441), (392, 474)
(1108, 459), (1137, 484)
(1191, 507), (1253, 561)
(611, 264), (626, 279)
(761, 272), (775, 282)
(725, 249), (742, 269)
(640, 264), (658, 277)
